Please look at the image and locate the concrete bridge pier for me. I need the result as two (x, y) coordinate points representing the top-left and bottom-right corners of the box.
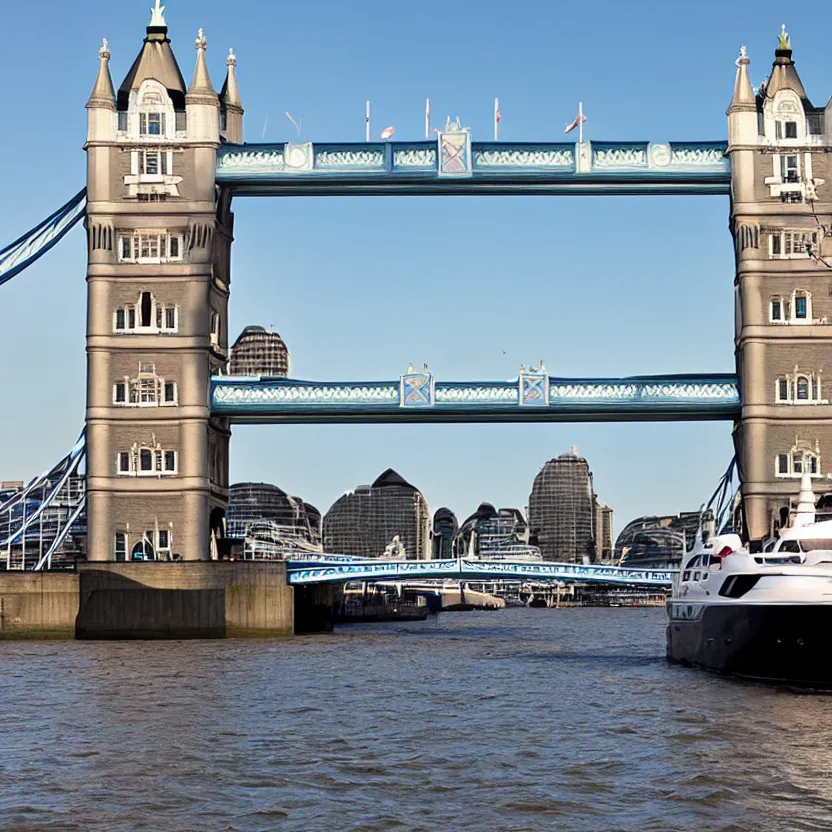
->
(294, 585), (342, 634)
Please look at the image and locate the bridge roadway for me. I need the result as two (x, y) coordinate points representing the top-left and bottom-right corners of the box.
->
(215, 140), (730, 197)
(211, 374), (740, 423)
(285, 555), (675, 587)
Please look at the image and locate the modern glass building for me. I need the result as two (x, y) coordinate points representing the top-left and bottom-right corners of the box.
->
(227, 482), (321, 558)
(323, 469), (431, 559)
(528, 448), (596, 563)
(432, 507), (458, 559)
(229, 326), (290, 377)
(614, 512), (703, 569)
(456, 504), (541, 560)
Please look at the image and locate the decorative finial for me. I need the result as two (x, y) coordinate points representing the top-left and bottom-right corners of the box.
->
(195, 28), (207, 52)
(227, 48), (237, 68)
(149, 0), (166, 27)
(778, 24), (791, 51)
(99, 38), (110, 61)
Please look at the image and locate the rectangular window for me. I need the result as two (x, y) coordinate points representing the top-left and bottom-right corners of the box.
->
(114, 382), (126, 403)
(128, 308), (136, 330)
(781, 155), (799, 183)
(120, 236), (132, 260)
(164, 451), (177, 473)
(794, 456), (804, 475)
(114, 532), (127, 562)
(811, 456), (819, 475)
(797, 379), (810, 400)
(139, 378), (156, 404)
(777, 454), (789, 475)
(158, 530), (170, 550)
(175, 111), (187, 132)
(169, 236), (180, 259)
(115, 309), (126, 330)
(778, 379), (789, 401)
(139, 151), (168, 176)
(118, 111), (128, 132)
(785, 121), (798, 139)
(795, 295), (808, 319)
(140, 449), (153, 472)
(771, 234), (782, 256)
(771, 300), (782, 321)
(140, 112), (166, 137)
(118, 452), (130, 474)
(164, 382), (176, 403)
(165, 308), (176, 330)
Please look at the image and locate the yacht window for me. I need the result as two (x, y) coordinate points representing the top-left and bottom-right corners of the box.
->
(693, 571), (701, 581)
(682, 571), (691, 582)
(779, 540), (801, 553)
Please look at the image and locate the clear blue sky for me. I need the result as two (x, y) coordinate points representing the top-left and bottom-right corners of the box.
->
(0, 1), (828, 534)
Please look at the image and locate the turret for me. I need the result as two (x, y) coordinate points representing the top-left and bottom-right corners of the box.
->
(186, 29), (220, 142)
(87, 39), (116, 142)
(727, 45), (755, 145)
(220, 49), (244, 144)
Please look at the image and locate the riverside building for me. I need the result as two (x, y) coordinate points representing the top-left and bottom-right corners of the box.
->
(323, 469), (431, 559)
(528, 448), (596, 563)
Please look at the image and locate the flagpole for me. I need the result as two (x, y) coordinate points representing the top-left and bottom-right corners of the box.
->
(426, 97), (430, 139)
(494, 97), (499, 141)
(578, 101), (584, 146)
(366, 100), (371, 142)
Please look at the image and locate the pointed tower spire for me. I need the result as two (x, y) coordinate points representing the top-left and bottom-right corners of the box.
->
(729, 44), (755, 112)
(220, 48), (245, 143)
(87, 39), (117, 143)
(87, 39), (116, 110)
(221, 49), (242, 108)
(187, 28), (216, 99)
(766, 23), (810, 103)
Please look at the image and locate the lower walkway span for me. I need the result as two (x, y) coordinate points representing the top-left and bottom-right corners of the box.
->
(286, 558), (674, 587)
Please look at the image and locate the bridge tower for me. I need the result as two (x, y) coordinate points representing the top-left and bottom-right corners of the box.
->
(729, 29), (832, 540)
(84, 6), (243, 561)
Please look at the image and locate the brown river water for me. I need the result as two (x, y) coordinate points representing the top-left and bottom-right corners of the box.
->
(2, 607), (832, 831)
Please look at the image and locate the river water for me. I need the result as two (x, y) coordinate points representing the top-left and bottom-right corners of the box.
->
(2, 607), (832, 831)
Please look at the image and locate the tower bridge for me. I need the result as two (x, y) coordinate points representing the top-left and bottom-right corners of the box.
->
(1, 6), (831, 577)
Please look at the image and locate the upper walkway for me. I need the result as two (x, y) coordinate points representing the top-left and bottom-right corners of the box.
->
(211, 372), (740, 424)
(216, 140), (730, 197)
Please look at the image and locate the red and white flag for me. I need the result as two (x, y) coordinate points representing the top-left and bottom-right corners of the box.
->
(380, 126), (396, 140)
(564, 112), (587, 134)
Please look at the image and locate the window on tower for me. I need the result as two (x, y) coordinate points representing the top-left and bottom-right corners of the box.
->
(769, 230), (817, 259)
(116, 442), (178, 477)
(113, 293), (179, 335)
(769, 292), (812, 325)
(112, 364), (178, 408)
(118, 231), (186, 264)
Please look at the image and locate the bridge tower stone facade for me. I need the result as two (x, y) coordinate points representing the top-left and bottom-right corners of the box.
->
(729, 30), (832, 540)
(84, 8), (243, 561)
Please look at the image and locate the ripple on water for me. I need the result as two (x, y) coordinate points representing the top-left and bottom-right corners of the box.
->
(3, 608), (832, 831)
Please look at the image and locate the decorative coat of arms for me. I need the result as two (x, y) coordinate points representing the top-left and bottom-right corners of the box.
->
(400, 364), (434, 407)
(438, 118), (472, 178)
(519, 362), (550, 406)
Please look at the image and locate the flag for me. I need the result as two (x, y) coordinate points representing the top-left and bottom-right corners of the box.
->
(496, 106), (502, 123)
(380, 126), (395, 140)
(564, 113), (587, 134)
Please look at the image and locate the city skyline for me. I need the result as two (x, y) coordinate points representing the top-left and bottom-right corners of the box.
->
(2, 0), (828, 528)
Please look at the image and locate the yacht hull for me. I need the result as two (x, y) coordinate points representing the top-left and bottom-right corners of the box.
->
(667, 602), (832, 686)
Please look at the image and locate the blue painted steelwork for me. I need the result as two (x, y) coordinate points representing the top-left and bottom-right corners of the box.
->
(287, 558), (674, 587)
(0, 190), (86, 288)
(211, 374), (740, 424)
(216, 140), (730, 196)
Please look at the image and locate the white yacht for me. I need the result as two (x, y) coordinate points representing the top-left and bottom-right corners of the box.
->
(667, 473), (832, 685)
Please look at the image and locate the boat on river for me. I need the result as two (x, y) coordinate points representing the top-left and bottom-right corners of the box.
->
(667, 473), (832, 686)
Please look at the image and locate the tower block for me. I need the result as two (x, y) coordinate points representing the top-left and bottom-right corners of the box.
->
(84, 7), (244, 561)
(729, 29), (832, 540)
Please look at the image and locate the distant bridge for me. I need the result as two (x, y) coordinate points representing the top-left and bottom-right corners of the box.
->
(285, 556), (675, 587)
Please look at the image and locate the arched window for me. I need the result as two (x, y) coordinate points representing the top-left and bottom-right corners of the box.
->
(113, 293), (178, 334)
(132, 538), (156, 561)
(776, 439), (822, 478)
(115, 438), (178, 477)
